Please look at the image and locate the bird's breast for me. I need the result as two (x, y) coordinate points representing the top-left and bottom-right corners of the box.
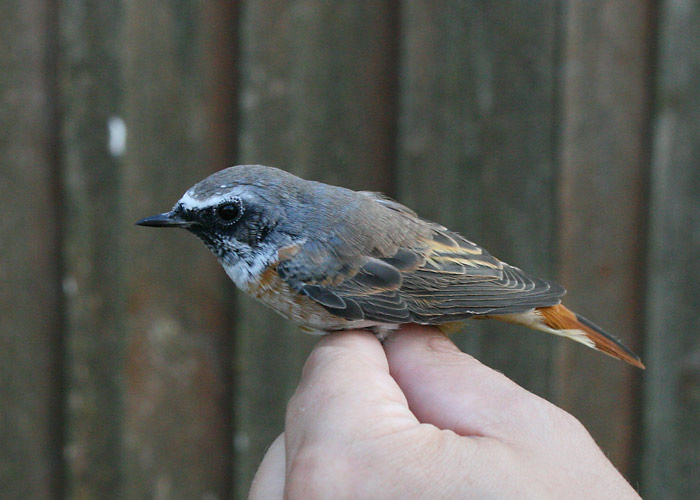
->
(237, 263), (347, 330)
(233, 262), (395, 334)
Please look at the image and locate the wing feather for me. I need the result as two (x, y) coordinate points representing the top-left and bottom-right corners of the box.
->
(276, 210), (565, 325)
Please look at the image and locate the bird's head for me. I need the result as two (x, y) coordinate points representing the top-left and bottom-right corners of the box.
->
(137, 165), (304, 284)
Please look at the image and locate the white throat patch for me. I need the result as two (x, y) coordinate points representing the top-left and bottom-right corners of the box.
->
(220, 243), (278, 288)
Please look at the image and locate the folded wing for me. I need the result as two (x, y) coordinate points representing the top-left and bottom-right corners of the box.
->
(277, 225), (565, 325)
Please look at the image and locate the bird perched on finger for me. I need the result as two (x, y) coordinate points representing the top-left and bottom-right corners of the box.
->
(137, 165), (644, 368)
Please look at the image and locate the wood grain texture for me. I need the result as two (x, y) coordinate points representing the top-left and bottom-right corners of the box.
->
(120, 1), (234, 498)
(0, 1), (63, 499)
(396, 1), (559, 397)
(58, 1), (124, 498)
(556, 0), (653, 477)
(3, 2), (700, 498)
(235, 1), (397, 495)
(642, 1), (700, 497)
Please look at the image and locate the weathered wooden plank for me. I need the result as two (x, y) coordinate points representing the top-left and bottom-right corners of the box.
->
(0, 1), (63, 499)
(235, 1), (397, 495)
(396, 1), (559, 397)
(120, 1), (235, 498)
(202, 0), (239, 167)
(556, 0), (652, 477)
(641, 1), (700, 498)
(58, 1), (124, 498)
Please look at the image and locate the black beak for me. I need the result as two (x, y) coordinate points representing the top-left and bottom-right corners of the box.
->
(136, 211), (191, 228)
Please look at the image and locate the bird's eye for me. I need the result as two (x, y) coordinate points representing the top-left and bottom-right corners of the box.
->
(215, 200), (242, 223)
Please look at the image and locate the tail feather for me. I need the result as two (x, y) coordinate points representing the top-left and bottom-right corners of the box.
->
(491, 304), (644, 368)
(536, 304), (645, 369)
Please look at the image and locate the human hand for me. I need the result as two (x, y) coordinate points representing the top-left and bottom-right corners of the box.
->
(249, 325), (642, 500)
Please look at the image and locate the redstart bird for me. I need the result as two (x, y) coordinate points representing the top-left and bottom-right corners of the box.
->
(137, 165), (644, 368)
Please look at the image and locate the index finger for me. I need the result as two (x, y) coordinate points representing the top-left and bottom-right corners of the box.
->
(284, 330), (416, 464)
(385, 324), (559, 442)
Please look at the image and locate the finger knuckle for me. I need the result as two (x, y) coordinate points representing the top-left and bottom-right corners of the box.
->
(285, 444), (354, 500)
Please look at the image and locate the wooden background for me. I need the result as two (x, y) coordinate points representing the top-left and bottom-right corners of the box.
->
(1, 1), (698, 499)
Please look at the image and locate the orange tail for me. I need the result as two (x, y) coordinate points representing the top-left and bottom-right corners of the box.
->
(536, 304), (644, 369)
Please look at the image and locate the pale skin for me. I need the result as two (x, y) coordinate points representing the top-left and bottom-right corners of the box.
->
(249, 325), (642, 500)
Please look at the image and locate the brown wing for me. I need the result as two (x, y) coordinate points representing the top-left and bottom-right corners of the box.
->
(277, 225), (566, 325)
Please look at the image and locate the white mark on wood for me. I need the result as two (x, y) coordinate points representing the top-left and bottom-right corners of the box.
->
(108, 116), (127, 156)
(234, 433), (250, 452)
(62, 275), (78, 296)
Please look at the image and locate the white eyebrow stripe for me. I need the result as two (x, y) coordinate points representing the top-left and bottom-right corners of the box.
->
(178, 190), (202, 208)
(178, 187), (247, 210)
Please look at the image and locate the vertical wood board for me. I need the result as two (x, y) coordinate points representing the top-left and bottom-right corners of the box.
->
(642, 0), (700, 497)
(556, 0), (653, 477)
(0, 1), (63, 499)
(58, 1), (125, 498)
